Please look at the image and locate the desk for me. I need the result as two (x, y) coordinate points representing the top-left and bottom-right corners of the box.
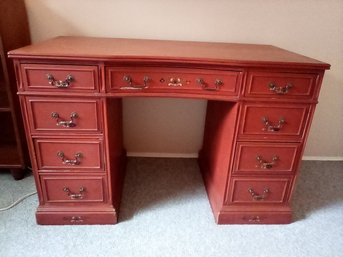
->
(9, 37), (330, 225)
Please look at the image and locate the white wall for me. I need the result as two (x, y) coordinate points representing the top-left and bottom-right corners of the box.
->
(24, 0), (343, 159)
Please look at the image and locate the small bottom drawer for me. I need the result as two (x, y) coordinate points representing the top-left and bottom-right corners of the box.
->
(36, 211), (117, 225)
(217, 211), (292, 224)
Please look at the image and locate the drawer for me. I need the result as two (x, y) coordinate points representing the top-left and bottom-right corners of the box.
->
(36, 211), (117, 225)
(40, 175), (107, 204)
(106, 67), (242, 96)
(233, 142), (301, 174)
(34, 138), (104, 171)
(239, 103), (310, 141)
(20, 64), (99, 92)
(226, 177), (291, 204)
(245, 71), (318, 99)
(218, 211), (292, 224)
(26, 97), (102, 133)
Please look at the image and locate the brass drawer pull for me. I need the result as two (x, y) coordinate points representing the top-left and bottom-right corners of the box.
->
(46, 74), (73, 88)
(256, 155), (279, 169)
(51, 112), (78, 128)
(57, 151), (83, 165)
(121, 75), (150, 89)
(248, 188), (270, 201)
(63, 187), (85, 200)
(168, 77), (182, 87)
(269, 82), (292, 95)
(197, 78), (223, 91)
(261, 116), (285, 132)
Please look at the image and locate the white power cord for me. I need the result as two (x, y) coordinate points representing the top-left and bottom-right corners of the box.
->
(0, 191), (37, 211)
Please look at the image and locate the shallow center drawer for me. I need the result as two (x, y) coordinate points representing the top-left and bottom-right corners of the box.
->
(26, 97), (102, 134)
(106, 67), (242, 96)
(34, 138), (104, 171)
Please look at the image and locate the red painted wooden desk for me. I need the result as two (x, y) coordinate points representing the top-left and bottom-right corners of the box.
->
(9, 37), (330, 225)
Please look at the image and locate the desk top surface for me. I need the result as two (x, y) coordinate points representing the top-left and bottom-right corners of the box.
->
(9, 36), (330, 69)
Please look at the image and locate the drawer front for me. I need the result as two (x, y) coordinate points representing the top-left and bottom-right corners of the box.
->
(36, 212), (117, 225)
(34, 138), (104, 171)
(218, 212), (292, 224)
(40, 175), (106, 203)
(106, 67), (241, 96)
(239, 103), (309, 141)
(233, 142), (301, 174)
(226, 177), (291, 204)
(21, 64), (99, 92)
(26, 98), (102, 133)
(245, 71), (317, 99)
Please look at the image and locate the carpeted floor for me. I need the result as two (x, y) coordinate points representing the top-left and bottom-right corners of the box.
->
(0, 158), (342, 257)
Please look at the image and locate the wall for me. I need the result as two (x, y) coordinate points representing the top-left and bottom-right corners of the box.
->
(24, 0), (343, 159)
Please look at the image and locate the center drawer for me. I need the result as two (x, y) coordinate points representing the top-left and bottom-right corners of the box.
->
(106, 67), (242, 96)
(34, 138), (104, 171)
(25, 97), (103, 134)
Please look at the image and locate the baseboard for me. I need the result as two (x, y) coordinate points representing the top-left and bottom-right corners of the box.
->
(127, 152), (343, 161)
(126, 152), (198, 158)
(302, 156), (343, 161)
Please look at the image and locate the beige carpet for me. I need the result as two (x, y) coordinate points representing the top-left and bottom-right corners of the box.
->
(0, 158), (342, 257)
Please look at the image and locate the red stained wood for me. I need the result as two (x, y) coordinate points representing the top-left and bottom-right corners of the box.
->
(9, 36), (330, 225)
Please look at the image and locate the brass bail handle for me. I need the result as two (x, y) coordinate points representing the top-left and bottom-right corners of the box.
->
(47, 74), (74, 88)
(57, 151), (83, 165)
(51, 112), (78, 128)
(261, 116), (285, 132)
(248, 188), (270, 201)
(196, 78), (223, 91)
(269, 82), (292, 95)
(63, 186), (86, 200)
(121, 75), (150, 89)
(256, 155), (279, 169)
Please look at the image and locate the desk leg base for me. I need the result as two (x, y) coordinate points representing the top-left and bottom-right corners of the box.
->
(36, 211), (118, 225)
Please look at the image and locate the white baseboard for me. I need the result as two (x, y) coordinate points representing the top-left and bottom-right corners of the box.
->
(127, 152), (343, 161)
(302, 156), (343, 161)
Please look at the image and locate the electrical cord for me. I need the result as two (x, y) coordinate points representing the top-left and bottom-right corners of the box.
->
(0, 191), (37, 211)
